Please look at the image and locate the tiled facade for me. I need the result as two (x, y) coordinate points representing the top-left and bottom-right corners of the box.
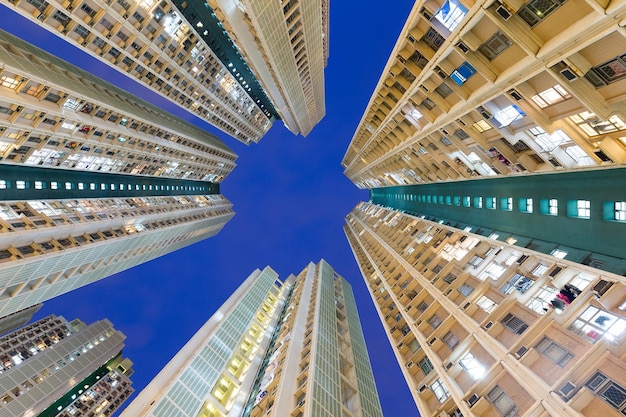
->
(121, 261), (383, 417)
(0, 314), (133, 416)
(0, 30), (236, 319)
(0, 0), (279, 143)
(208, 0), (328, 136)
(345, 201), (626, 417)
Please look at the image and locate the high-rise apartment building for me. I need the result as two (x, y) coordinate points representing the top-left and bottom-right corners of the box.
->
(120, 260), (383, 417)
(207, 0), (328, 136)
(342, 0), (626, 188)
(0, 30), (235, 319)
(1, 0), (329, 142)
(345, 201), (626, 417)
(0, 303), (42, 336)
(0, 314), (133, 417)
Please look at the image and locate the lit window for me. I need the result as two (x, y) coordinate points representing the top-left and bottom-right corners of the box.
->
(486, 197), (496, 209)
(472, 119), (492, 132)
(501, 197), (512, 211)
(519, 198), (533, 213)
(527, 285), (557, 313)
(531, 84), (571, 108)
(474, 196), (483, 208)
(615, 202), (626, 221)
(0, 180), (6, 189)
(476, 296), (497, 313)
(488, 233), (499, 240)
(430, 378), (451, 403)
(90, 183), (96, 190)
(16, 180), (26, 189)
(460, 352), (485, 379)
(78, 183), (85, 190)
(575, 200), (591, 218)
(0, 75), (20, 90)
(569, 306), (626, 343)
(494, 105), (524, 127)
(551, 249), (568, 259)
(528, 127), (571, 152)
(51, 181), (59, 190)
(549, 199), (558, 215)
(65, 182), (72, 190)
(565, 145), (594, 166)
(434, 0), (467, 31)
(463, 196), (470, 207)
(35, 181), (44, 190)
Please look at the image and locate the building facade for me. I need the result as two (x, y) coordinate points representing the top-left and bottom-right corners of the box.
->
(0, 30), (236, 319)
(345, 201), (626, 417)
(342, 0), (626, 188)
(120, 260), (383, 417)
(0, 314), (133, 417)
(1, 0), (329, 142)
(207, 0), (328, 136)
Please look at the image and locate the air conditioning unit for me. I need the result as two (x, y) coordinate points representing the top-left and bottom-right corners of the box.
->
(478, 106), (493, 119)
(508, 89), (523, 101)
(495, 5), (512, 20)
(462, 302), (471, 310)
(467, 393), (480, 406)
(514, 345), (528, 359)
(484, 321), (493, 330)
(558, 381), (577, 398)
(457, 42), (469, 54)
(428, 337), (437, 345)
(436, 67), (447, 79)
(445, 361), (454, 370)
(418, 384), (428, 393)
(406, 361), (414, 368)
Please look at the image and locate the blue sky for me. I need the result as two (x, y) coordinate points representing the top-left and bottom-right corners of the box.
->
(0, 1), (419, 415)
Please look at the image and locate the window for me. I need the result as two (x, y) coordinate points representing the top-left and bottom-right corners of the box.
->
(474, 196), (483, 208)
(551, 249), (567, 259)
(501, 313), (528, 335)
(501, 273), (534, 294)
(428, 314), (442, 329)
(535, 337), (573, 366)
(434, 0), (467, 31)
(531, 84), (571, 108)
(418, 357), (434, 375)
(476, 296), (497, 313)
(519, 198), (533, 213)
(585, 55), (626, 87)
(435, 82), (453, 98)
(518, 0), (567, 27)
(34, 181), (44, 190)
(565, 145), (594, 166)
(458, 284), (474, 297)
(568, 200), (590, 218)
(430, 378), (451, 403)
(0, 75), (20, 90)
(540, 198), (558, 216)
(0, 180), (6, 189)
(417, 301), (429, 313)
(422, 27), (445, 51)
(569, 306), (626, 343)
(478, 31), (512, 60)
(463, 196), (471, 207)
(486, 197), (496, 209)
(487, 385), (518, 417)
(15, 180), (26, 189)
(531, 264), (548, 276)
(614, 202), (626, 221)
(494, 105), (524, 127)
(450, 62), (476, 86)
(585, 371), (626, 414)
(442, 331), (460, 350)
(473, 120), (492, 132)
(460, 352), (485, 379)
(501, 197), (512, 211)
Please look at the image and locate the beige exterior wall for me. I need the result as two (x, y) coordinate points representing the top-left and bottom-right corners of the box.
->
(342, 0), (626, 188)
(345, 201), (626, 417)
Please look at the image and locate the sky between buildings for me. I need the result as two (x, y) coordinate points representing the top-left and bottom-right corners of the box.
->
(0, 1), (418, 416)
